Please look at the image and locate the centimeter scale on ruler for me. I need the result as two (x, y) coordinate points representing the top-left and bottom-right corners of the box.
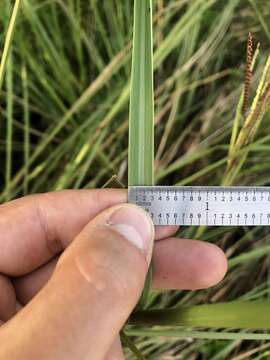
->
(128, 186), (270, 226)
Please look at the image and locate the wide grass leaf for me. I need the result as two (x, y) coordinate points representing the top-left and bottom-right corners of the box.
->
(128, 0), (154, 187)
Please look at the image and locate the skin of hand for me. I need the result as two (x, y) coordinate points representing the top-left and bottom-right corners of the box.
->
(0, 189), (227, 360)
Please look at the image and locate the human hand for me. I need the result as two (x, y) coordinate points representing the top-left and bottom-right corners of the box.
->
(0, 189), (227, 359)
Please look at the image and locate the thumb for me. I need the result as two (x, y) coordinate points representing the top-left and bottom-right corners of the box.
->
(2, 204), (154, 360)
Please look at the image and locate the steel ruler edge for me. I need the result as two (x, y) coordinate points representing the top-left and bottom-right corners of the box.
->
(128, 186), (270, 226)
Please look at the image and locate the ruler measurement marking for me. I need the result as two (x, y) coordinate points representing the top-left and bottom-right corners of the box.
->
(128, 186), (270, 226)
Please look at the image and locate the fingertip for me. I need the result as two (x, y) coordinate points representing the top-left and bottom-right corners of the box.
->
(153, 238), (228, 290)
(194, 242), (228, 289)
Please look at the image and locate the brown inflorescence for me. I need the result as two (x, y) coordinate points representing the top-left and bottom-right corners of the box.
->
(242, 32), (253, 116)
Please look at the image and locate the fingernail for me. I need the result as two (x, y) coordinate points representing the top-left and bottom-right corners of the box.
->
(108, 205), (154, 263)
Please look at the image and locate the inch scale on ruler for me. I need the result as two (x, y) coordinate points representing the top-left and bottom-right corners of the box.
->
(128, 186), (270, 226)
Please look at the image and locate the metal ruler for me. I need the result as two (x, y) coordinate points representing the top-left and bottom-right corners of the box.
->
(128, 186), (270, 226)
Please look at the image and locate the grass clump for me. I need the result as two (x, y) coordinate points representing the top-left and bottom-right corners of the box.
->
(2, 0), (270, 359)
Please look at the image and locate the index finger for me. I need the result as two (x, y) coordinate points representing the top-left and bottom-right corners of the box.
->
(0, 189), (178, 276)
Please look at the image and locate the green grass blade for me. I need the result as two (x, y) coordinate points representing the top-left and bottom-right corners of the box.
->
(5, 52), (13, 201)
(248, 0), (270, 42)
(229, 244), (270, 269)
(130, 301), (270, 329)
(126, 328), (270, 341)
(22, 64), (30, 195)
(128, 0), (154, 186)
(120, 331), (146, 360)
(0, 0), (22, 91)
(129, 0), (154, 310)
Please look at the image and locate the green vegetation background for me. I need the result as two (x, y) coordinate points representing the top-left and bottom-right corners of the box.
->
(1, 0), (270, 358)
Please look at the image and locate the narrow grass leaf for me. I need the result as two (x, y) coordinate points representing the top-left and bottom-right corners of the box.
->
(0, 0), (22, 91)
(248, 0), (270, 42)
(5, 52), (13, 201)
(22, 64), (30, 195)
(120, 331), (146, 360)
(127, 328), (270, 341)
